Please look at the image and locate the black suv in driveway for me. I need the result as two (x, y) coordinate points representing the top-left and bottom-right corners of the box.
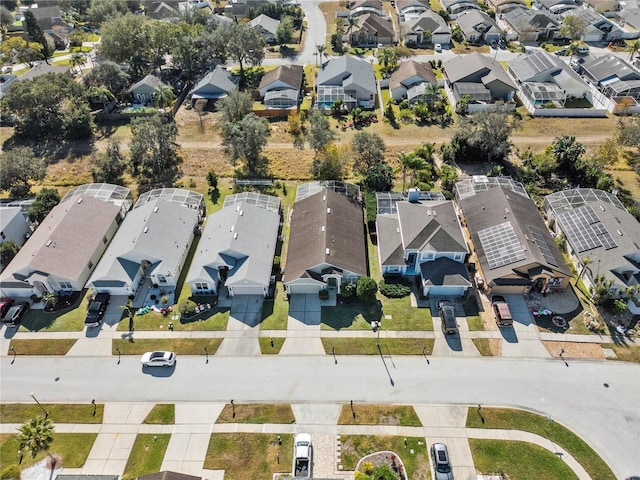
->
(438, 300), (458, 335)
(85, 293), (111, 327)
(2, 302), (29, 327)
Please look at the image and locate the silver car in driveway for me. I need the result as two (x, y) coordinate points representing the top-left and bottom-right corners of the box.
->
(430, 443), (454, 480)
(141, 351), (176, 368)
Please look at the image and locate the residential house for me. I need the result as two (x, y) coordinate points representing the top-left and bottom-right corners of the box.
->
(224, 0), (277, 18)
(19, 63), (71, 82)
(186, 193), (280, 297)
(190, 66), (237, 102)
(507, 50), (590, 107)
(389, 60), (438, 103)
(376, 190), (471, 297)
(146, 1), (181, 19)
(402, 10), (452, 46)
(443, 52), (517, 107)
(23, 1), (65, 31)
(316, 55), (377, 109)
(455, 9), (502, 44)
(486, 0), (527, 14)
(544, 188), (640, 316)
(87, 189), (204, 307)
(561, 8), (623, 42)
(615, 9), (640, 39)
(395, 0), (431, 20)
(0, 184), (132, 301)
(585, 0), (619, 15)
(502, 7), (560, 42)
(0, 207), (30, 249)
(440, 0), (480, 19)
(349, 0), (384, 17)
(259, 64), (304, 109)
(580, 54), (640, 101)
(533, 0), (578, 15)
(456, 176), (571, 295)
(350, 13), (396, 45)
(128, 74), (171, 105)
(249, 14), (280, 43)
(283, 184), (367, 295)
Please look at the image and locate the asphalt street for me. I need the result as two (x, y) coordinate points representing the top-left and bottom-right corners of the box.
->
(1, 355), (638, 478)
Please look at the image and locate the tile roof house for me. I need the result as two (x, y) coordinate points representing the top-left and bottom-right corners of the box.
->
(402, 10), (452, 46)
(128, 74), (171, 104)
(440, 0), (480, 18)
(544, 188), (640, 316)
(507, 50), (590, 107)
(395, 0), (431, 20)
(443, 52), (517, 107)
(190, 66), (237, 101)
(186, 193), (280, 298)
(0, 207), (31, 250)
(389, 60), (438, 102)
(502, 7), (560, 42)
(249, 14), (280, 43)
(455, 176), (571, 295)
(455, 9), (502, 44)
(0, 184), (132, 301)
(258, 65), (304, 109)
(561, 8), (623, 42)
(316, 55), (377, 109)
(284, 187), (367, 295)
(376, 191), (471, 297)
(350, 13), (396, 46)
(87, 189), (204, 306)
(579, 54), (640, 101)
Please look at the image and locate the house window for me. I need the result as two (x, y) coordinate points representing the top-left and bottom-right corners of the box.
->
(88, 260), (93, 270)
(548, 277), (563, 287)
(158, 275), (167, 284)
(454, 253), (464, 261)
(422, 252), (435, 261)
(59, 281), (73, 289)
(0, 232), (5, 240)
(195, 282), (209, 290)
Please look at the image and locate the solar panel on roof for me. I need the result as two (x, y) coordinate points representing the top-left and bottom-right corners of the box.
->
(478, 221), (527, 270)
(557, 204), (618, 253)
(528, 226), (558, 267)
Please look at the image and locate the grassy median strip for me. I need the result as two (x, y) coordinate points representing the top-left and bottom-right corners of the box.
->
(112, 338), (222, 355)
(321, 338), (434, 355)
(143, 404), (175, 424)
(0, 404), (103, 423)
(466, 407), (616, 480)
(470, 438), (578, 480)
(471, 338), (493, 356)
(9, 339), (77, 356)
(123, 434), (171, 478)
(603, 343), (640, 363)
(339, 435), (428, 480)
(338, 404), (422, 426)
(204, 433), (293, 480)
(0, 433), (97, 469)
(117, 308), (229, 331)
(260, 295), (289, 330)
(216, 403), (295, 424)
(259, 337), (285, 354)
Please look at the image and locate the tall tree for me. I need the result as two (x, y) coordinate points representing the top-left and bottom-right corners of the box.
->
(396, 151), (413, 193)
(83, 61), (130, 98)
(98, 13), (152, 77)
(625, 39), (640, 61)
(218, 90), (253, 124)
(153, 84), (175, 109)
(551, 135), (586, 178)
(29, 188), (61, 224)
(211, 22), (265, 86)
(0, 37), (43, 67)
(0, 147), (46, 197)
(559, 14), (586, 41)
(221, 114), (270, 177)
(17, 417), (57, 469)
(365, 162), (394, 191)
(311, 144), (349, 180)
(23, 10), (51, 62)
(276, 15), (294, 44)
(89, 85), (115, 111)
(91, 140), (126, 185)
(0, 241), (20, 268)
(377, 47), (398, 76)
(306, 109), (336, 155)
(129, 115), (182, 187)
(70, 52), (86, 73)
(459, 111), (519, 163)
(87, 0), (128, 25)
(316, 44), (326, 65)
(0, 6), (13, 35)
(352, 131), (386, 175)
(407, 154), (428, 188)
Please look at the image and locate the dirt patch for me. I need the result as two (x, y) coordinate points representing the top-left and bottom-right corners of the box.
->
(488, 338), (502, 356)
(542, 341), (605, 359)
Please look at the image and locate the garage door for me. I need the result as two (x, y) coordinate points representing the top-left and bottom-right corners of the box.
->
(428, 286), (465, 297)
(230, 285), (265, 296)
(288, 283), (322, 295)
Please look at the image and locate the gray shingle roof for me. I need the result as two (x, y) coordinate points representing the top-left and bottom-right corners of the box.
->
(420, 257), (472, 286)
(404, 10), (451, 34)
(445, 52), (517, 89)
(259, 65), (304, 91)
(191, 66), (237, 99)
(389, 60), (437, 92)
(127, 74), (169, 94)
(317, 55), (377, 95)
(580, 54), (640, 83)
(396, 201), (468, 253)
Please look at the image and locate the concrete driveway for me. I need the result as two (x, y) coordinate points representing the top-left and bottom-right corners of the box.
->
(282, 294), (325, 355)
(430, 298), (480, 357)
(217, 295), (264, 356)
(500, 294), (550, 358)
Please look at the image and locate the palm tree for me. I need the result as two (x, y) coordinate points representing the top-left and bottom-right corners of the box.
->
(377, 47), (397, 76)
(70, 52), (86, 74)
(316, 44), (326, 65)
(346, 15), (358, 39)
(407, 154), (428, 188)
(154, 84), (175, 109)
(17, 416), (57, 469)
(625, 39), (640, 61)
(396, 151), (413, 193)
(89, 85), (115, 111)
(566, 41), (580, 64)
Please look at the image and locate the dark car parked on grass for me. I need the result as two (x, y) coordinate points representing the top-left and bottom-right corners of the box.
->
(2, 302), (29, 327)
(85, 293), (111, 327)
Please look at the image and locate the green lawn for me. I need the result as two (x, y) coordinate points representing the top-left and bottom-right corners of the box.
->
(123, 434), (170, 478)
(466, 407), (615, 480)
(471, 338), (493, 356)
(380, 296), (433, 331)
(603, 343), (640, 363)
(216, 404), (295, 424)
(143, 404), (175, 424)
(0, 433), (97, 469)
(112, 338), (222, 355)
(337, 405), (422, 426)
(116, 307), (229, 331)
(260, 293), (289, 330)
(321, 338), (434, 355)
(470, 439), (578, 480)
(259, 336), (285, 354)
(204, 433), (293, 480)
(321, 297), (431, 331)
(339, 435), (429, 480)
(8, 339), (77, 355)
(0, 404), (103, 424)
(19, 290), (92, 332)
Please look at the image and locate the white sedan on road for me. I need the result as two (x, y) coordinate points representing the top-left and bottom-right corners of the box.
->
(141, 351), (176, 368)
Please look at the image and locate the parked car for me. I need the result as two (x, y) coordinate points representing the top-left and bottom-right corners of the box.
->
(141, 351), (176, 368)
(434, 43), (442, 52)
(554, 48), (568, 56)
(85, 292), (111, 327)
(576, 46), (589, 55)
(0, 298), (15, 319)
(430, 443), (454, 480)
(2, 302), (29, 327)
(438, 300), (458, 335)
(491, 295), (513, 327)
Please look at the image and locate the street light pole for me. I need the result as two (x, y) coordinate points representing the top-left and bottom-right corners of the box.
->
(30, 392), (48, 419)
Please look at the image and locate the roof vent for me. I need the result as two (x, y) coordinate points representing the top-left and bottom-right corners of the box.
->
(617, 229), (623, 236)
(327, 208), (331, 214)
(77, 198), (83, 204)
(154, 206), (159, 213)
(600, 205), (605, 211)
(323, 195), (326, 201)
(233, 232), (238, 239)
(45, 240), (52, 247)
(230, 225), (234, 232)
(239, 210), (244, 216)
(321, 226), (325, 231)
(236, 205), (240, 211)
(505, 208), (510, 215)
(325, 248), (330, 255)
(144, 226), (149, 233)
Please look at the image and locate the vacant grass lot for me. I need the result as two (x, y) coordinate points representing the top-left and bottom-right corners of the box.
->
(204, 433), (293, 480)
(112, 338), (222, 355)
(337, 405), (422, 426)
(143, 404), (175, 424)
(466, 407), (616, 480)
(9, 339), (77, 356)
(123, 434), (171, 478)
(0, 404), (103, 424)
(0, 433), (97, 469)
(339, 435), (429, 480)
(470, 439), (578, 480)
(321, 338), (434, 355)
(216, 404), (295, 424)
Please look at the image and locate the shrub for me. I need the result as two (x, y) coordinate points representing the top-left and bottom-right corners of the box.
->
(379, 279), (411, 298)
(340, 282), (355, 298)
(356, 276), (378, 302)
(1, 465), (20, 480)
(206, 170), (218, 189)
(319, 289), (329, 300)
